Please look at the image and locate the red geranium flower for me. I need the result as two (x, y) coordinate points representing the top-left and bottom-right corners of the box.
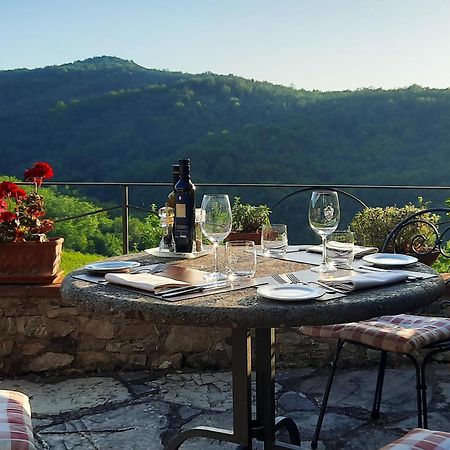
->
(0, 181), (27, 200)
(0, 211), (17, 222)
(0, 162), (55, 242)
(24, 162), (54, 187)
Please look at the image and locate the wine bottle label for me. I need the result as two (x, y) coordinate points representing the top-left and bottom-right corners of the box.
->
(176, 203), (186, 218)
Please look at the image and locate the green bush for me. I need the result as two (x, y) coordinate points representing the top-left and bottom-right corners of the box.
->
(350, 203), (439, 251)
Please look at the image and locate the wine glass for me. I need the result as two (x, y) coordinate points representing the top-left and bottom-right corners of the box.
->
(308, 190), (340, 273)
(201, 194), (233, 282)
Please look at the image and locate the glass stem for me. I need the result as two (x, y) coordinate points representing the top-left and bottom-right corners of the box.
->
(321, 235), (327, 266)
(213, 242), (219, 273)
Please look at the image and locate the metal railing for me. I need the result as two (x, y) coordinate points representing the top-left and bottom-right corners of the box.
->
(18, 181), (450, 254)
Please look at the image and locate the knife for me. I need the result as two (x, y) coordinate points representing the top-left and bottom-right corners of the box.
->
(160, 281), (231, 298)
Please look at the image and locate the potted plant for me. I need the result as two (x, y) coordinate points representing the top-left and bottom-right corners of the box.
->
(226, 197), (271, 244)
(0, 162), (64, 283)
(350, 202), (440, 265)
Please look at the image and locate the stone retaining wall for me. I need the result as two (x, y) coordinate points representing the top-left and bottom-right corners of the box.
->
(1, 283), (449, 375)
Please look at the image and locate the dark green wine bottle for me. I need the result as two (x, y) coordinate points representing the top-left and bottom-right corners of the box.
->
(173, 159), (196, 253)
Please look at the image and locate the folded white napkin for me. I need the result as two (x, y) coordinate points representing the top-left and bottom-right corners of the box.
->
(306, 244), (378, 258)
(105, 273), (189, 293)
(321, 272), (409, 293)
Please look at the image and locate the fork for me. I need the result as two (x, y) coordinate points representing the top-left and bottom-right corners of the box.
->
(272, 274), (289, 284)
(286, 273), (302, 284)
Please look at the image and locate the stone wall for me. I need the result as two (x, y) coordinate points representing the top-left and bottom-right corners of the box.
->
(1, 283), (449, 375)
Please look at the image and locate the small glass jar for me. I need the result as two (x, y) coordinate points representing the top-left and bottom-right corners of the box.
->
(194, 208), (205, 252)
(158, 206), (174, 252)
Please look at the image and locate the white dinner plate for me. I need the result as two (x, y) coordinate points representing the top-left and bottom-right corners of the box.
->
(257, 284), (325, 302)
(362, 253), (418, 267)
(85, 261), (140, 273)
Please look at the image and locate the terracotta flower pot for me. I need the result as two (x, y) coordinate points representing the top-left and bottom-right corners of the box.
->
(226, 231), (261, 245)
(0, 237), (64, 284)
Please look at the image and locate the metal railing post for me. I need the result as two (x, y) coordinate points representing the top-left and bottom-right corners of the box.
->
(122, 185), (129, 254)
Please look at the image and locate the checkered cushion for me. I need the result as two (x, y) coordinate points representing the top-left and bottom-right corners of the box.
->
(379, 428), (450, 449)
(0, 390), (35, 450)
(300, 323), (346, 339)
(338, 315), (450, 354)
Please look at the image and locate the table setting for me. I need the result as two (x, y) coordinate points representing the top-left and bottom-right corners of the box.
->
(70, 190), (439, 305)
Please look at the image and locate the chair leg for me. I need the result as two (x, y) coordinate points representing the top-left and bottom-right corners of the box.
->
(311, 339), (345, 450)
(371, 351), (387, 419)
(420, 356), (429, 429)
(419, 347), (448, 429)
(405, 354), (423, 428)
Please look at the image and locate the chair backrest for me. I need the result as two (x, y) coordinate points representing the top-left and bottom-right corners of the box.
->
(381, 207), (450, 259)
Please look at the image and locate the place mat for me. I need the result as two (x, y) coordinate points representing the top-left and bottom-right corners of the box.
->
(72, 264), (267, 302)
(257, 247), (322, 265)
(258, 266), (438, 302)
(306, 244), (378, 258)
(257, 272), (345, 302)
(144, 247), (212, 259)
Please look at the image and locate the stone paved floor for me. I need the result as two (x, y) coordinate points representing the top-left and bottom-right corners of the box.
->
(4, 364), (450, 449)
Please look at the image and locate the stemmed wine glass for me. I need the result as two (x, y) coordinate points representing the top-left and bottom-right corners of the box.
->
(200, 194), (233, 282)
(308, 190), (340, 273)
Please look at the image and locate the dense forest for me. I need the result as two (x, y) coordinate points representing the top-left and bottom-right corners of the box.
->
(1, 56), (450, 244)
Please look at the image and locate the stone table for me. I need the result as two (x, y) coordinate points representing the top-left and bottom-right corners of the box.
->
(61, 252), (444, 450)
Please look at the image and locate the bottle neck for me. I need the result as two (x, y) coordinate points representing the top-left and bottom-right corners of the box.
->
(172, 171), (180, 188)
(179, 164), (191, 181)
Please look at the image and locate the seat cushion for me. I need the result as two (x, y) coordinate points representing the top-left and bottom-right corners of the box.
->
(379, 428), (450, 449)
(299, 323), (346, 339)
(339, 314), (450, 354)
(0, 390), (35, 450)
(301, 314), (450, 354)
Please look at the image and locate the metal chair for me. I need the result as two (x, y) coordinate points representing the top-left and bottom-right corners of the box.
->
(301, 207), (450, 449)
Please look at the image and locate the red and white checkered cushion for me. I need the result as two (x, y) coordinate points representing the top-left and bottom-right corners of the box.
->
(379, 428), (450, 449)
(299, 323), (346, 339)
(338, 314), (450, 354)
(0, 390), (35, 450)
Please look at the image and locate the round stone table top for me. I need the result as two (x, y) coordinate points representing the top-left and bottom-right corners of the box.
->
(61, 251), (445, 329)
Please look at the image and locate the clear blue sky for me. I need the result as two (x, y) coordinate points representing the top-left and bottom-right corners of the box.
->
(2, 0), (450, 91)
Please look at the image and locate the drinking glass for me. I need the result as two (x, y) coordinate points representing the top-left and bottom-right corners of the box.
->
(308, 190), (340, 273)
(326, 230), (355, 269)
(261, 224), (288, 256)
(225, 240), (257, 281)
(201, 194), (233, 281)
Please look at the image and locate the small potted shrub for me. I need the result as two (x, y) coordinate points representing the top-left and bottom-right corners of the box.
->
(227, 197), (271, 244)
(350, 202), (440, 265)
(0, 162), (64, 283)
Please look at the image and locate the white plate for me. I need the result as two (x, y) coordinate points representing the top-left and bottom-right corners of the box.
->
(362, 253), (418, 267)
(85, 261), (140, 273)
(257, 284), (325, 302)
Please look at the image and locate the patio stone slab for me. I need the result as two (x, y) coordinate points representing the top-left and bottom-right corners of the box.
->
(1, 364), (448, 449)
(0, 377), (130, 415)
(37, 401), (169, 450)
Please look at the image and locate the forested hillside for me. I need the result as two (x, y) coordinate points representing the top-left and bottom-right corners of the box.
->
(2, 56), (449, 191)
(2, 56), (450, 243)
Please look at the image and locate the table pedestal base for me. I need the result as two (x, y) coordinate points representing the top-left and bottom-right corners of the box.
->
(167, 328), (302, 450)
